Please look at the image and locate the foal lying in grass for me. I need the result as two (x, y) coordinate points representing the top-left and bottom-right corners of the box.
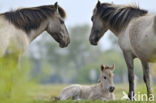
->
(58, 64), (115, 100)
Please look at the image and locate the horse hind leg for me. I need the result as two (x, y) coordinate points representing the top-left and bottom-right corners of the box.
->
(141, 60), (152, 97)
(72, 95), (80, 100)
(58, 95), (71, 100)
(59, 86), (80, 100)
(58, 91), (71, 100)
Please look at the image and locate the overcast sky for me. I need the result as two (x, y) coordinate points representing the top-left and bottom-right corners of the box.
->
(0, 0), (156, 49)
(1, 0), (156, 26)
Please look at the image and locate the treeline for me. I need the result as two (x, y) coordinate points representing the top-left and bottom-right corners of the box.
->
(26, 24), (156, 84)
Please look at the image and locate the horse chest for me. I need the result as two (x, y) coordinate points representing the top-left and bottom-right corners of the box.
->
(118, 31), (132, 52)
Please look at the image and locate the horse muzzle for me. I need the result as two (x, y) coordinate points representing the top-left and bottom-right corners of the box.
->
(89, 36), (98, 45)
(109, 86), (115, 93)
(59, 38), (70, 48)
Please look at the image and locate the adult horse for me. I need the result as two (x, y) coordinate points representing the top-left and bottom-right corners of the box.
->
(0, 2), (70, 59)
(89, 1), (155, 100)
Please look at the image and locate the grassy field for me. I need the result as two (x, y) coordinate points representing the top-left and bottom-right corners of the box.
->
(30, 84), (156, 103)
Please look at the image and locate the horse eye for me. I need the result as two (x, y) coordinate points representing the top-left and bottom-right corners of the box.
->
(104, 76), (107, 80)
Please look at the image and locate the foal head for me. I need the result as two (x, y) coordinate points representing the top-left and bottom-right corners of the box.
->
(99, 64), (115, 93)
(46, 2), (70, 48)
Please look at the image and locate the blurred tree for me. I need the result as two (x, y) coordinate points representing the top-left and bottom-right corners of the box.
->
(67, 25), (101, 69)
(151, 64), (156, 77)
(28, 24), (101, 83)
(108, 32), (121, 52)
(28, 24), (144, 84)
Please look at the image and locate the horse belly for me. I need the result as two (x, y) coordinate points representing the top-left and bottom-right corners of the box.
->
(79, 86), (92, 99)
(59, 84), (81, 100)
(129, 17), (156, 62)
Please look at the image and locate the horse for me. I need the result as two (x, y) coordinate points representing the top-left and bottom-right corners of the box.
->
(89, 1), (155, 100)
(0, 2), (70, 60)
(58, 64), (115, 100)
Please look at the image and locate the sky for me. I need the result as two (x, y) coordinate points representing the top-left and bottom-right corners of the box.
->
(0, 0), (156, 49)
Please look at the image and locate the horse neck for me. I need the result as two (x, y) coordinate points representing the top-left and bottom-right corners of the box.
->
(108, 25), (121, 37)
(108, 22), (131, 38)
(28, 20), (48, 42)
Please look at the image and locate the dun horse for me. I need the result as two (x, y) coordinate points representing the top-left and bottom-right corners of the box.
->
(90, 1), (155, 100)
(58, 64), (115, 100)
(0, 2), (70, 58)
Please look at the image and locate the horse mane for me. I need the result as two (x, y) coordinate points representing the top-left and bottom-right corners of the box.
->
(3, 5), (66, 33)
(97, 3), (148, 32)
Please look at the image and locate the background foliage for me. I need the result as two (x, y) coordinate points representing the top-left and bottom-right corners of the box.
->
(0, 24), (156, 102)
(27, 24), (155, 85)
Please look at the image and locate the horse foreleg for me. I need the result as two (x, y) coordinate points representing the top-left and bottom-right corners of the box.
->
(123, 51), (135, 100)
(141, 60), (152, 97)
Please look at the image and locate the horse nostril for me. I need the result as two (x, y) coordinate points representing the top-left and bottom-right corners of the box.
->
(109, 86), (115, 92)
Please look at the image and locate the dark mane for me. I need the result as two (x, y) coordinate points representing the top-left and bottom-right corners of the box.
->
(3, 5), (66, 33)
(97, 3), (148, 32)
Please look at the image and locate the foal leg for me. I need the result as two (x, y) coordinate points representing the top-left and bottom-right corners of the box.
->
(141, 60), (152, 97)
(123, 51), (135, 100)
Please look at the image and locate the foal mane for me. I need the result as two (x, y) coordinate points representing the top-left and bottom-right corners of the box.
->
(2, 5), (66, 33)
(97, 3), (148, 32)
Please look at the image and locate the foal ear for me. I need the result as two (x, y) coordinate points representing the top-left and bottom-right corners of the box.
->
(101, 64), (105, 71)
(96, 0), (101, 8)
(54, 2), (58, 9)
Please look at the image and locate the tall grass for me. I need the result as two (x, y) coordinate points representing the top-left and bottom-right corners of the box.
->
(0, 55), (36, 103)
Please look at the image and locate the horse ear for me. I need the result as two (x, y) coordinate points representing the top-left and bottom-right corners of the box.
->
(54, 2), (58, 10)
(111, 64), (115, 71)
(101, 64), (105, 71)
(96, 0), (101, 8)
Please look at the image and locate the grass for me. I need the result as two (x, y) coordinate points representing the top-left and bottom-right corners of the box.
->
(31, 84), (156, 103)
(0, 56), (155, 103)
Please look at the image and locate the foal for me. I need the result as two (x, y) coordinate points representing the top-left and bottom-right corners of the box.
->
(58, 64), (115, 100)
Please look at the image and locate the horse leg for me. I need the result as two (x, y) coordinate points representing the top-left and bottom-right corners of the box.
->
(72, 95), (80, 100)
(141, 60), (152, 97)
(123, 51), (135, 100)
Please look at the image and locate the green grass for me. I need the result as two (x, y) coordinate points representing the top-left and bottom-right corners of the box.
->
(31, 84), (156, 103)
(0, 56), (155, 103)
